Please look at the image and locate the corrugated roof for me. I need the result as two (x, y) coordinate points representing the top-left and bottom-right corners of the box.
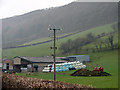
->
(67, 55), (89, 58)
(19, 56), (66, 63)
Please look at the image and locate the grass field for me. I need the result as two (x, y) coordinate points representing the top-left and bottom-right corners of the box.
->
(19, 32), (75, 46)
(3, 23), (117, 58)
(4, 23), (118, 88)
(16, 50), (118, 88)
(22, 23), (116, 45)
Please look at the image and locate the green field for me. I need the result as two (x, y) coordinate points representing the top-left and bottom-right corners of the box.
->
(16, 50), (118, 88)
(3, 23), (117, 58)
(3, 23), (118, 88)
(19, 32), (75, 46)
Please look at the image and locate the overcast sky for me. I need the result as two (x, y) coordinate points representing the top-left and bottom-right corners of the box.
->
(0, 0), (75, 19)
(0, 0), (119, 19)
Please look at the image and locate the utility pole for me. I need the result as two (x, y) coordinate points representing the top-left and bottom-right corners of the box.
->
(48, 27), (61, 81)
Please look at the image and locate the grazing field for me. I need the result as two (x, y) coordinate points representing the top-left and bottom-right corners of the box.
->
(3, 23), (117, 58)
(16, 50), (118, 88)
(3, 23), (118, 88)
(19, 32), (74, 46)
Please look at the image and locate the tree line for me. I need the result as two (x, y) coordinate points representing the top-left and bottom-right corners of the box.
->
(59, 32), (119, 55)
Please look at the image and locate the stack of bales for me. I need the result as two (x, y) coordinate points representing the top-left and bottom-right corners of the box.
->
(42, 67), (50, 72)
(70, 61), (86, 69)
(42, 61), (86, 72)
(51, 63), (74, 72)
(42, 65), (52, 72)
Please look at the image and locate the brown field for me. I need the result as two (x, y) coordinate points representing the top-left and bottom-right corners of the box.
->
(2, 73), (95, 89)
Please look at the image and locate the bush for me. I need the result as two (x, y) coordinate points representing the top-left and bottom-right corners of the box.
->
(2, 73), (94, 89)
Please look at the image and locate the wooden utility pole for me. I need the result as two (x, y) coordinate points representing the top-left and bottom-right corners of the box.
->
(53, 29), (56, 81)
(48, 27), (61, 81)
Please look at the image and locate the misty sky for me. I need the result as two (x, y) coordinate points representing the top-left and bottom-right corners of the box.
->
(0, 0), (119, 19)
(0, 0), (75, 19)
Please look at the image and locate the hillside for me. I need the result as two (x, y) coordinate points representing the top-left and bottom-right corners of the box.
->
(3, 23), (117, 58)
(2, 2), (118, 48)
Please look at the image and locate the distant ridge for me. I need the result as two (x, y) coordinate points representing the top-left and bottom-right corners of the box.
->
(2, 2), (118, 48)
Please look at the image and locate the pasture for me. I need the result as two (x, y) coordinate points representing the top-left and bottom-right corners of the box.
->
(16, 50), (118, 88)
(3, 23), (117, 58)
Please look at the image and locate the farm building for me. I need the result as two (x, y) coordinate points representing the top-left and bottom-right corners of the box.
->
(65, 55), (89, 62)
(2, 59), (14, 72)
(2, 56), (66, 72)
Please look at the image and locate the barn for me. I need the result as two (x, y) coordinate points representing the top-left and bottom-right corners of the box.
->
(3, 56), (66, 73)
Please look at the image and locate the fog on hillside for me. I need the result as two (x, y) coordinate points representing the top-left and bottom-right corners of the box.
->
(2, 2), (118, 48)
